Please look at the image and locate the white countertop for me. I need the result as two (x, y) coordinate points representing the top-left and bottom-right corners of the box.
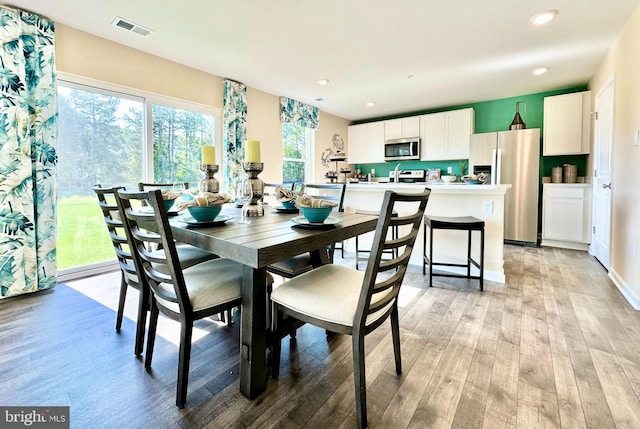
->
(345, 181), (511, 194)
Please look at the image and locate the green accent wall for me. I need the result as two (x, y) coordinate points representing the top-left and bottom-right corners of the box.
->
(352, 85), (589, 179)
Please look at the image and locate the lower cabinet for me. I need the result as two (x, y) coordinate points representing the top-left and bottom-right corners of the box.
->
(541, 183), (592, 250)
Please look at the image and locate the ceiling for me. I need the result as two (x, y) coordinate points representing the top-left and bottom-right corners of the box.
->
(11, 0), (640, 121)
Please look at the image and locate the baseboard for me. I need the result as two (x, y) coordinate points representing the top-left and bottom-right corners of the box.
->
(609, 268), (640, 310)
(540, 239), (590, 251)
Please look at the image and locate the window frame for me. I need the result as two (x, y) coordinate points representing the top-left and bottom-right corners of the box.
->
(281, 122), (315, 184)
(56, 73), (222, 281)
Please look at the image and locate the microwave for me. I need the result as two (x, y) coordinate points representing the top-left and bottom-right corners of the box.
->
(384, 138), (420, 161)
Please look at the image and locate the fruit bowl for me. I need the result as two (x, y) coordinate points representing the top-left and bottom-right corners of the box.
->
(299, 206), (332, 223)
(187, 205), (222, 222)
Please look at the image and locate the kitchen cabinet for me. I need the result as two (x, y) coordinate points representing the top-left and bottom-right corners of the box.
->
(542, 183), (592, 250)
(543, 91), (591, 155)
(384, 117), (420, 140)
(347, 121), (385, 164)
(420, 108), (474, 160)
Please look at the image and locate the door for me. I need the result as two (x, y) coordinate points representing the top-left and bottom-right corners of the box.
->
(591, 77), (614, 268)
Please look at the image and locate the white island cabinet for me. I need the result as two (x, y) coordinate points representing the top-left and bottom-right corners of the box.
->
(343, 182), (510, 283)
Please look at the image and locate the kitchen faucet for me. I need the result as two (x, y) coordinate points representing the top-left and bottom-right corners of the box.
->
(394, 163), (401, 182)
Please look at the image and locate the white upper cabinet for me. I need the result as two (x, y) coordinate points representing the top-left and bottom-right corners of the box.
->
(543, 91), (591, 155)
(420, 108), (474, 160)
(384, 117), (420, 140)
(347, 122), (385, 164)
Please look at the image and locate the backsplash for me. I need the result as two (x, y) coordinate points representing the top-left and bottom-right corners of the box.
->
(351, 159), (468, 179)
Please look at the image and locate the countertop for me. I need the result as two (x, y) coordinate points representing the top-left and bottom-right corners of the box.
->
(344, 181), (511, 194)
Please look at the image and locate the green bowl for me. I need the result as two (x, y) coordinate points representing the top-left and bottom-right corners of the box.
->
(148, 198), (176, 212)
(300, 206), (332, 223)
(188, 205), (222, 222)
(281, 200), (296, 209)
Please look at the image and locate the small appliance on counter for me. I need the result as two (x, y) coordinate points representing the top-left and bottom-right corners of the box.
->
(388, 169), (426, 183)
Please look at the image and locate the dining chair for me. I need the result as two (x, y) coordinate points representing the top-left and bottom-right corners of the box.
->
(271, 189), (431, 429)
(94, 185), (218, 356)
(116, 188), (245, 408)
(267, 183), (347, 279)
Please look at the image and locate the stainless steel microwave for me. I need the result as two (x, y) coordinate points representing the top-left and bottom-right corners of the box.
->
(384, 138), (420, 161)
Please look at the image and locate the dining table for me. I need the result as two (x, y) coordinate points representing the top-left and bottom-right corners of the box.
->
(165, 204), (378, 399)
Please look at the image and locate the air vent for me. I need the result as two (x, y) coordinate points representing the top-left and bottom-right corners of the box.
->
(112, 17), (153, 37)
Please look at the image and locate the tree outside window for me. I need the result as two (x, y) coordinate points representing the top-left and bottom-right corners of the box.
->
(282, 122), (313, 184)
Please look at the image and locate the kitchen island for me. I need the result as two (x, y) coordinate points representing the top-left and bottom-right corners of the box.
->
(341, 182), (511, 283)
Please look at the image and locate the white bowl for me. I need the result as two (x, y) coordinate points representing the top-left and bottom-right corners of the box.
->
(441, 175), (457, 183)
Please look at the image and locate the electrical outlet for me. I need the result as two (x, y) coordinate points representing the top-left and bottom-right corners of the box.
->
(483, 200), (493, 214)
(447, 166), (453, 174)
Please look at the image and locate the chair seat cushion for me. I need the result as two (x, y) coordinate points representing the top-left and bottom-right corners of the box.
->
(270, 265), (393, 328)
(155, 258), (242, 312)
(125, 245), (217, 284)
(268, 254), (313, 278)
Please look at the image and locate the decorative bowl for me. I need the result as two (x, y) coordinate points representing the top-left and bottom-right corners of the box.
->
(148, 198), (176, 212)
(299, 206), (332, 223)
(188, 205), (222, 222)
(281, 200), (296, 209)
(441, 175), (457, 183)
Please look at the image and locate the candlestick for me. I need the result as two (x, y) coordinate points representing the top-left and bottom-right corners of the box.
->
(241, 162), (264, 217)
(245, 139), (261, 163)
(202, 145), (216, 165)
(199, 164), (220, 193)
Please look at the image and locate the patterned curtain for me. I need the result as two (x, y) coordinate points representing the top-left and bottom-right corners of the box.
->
(279, 97), (319, 130)
(0, 6), (57, 298)
(222, 79), (247, 196)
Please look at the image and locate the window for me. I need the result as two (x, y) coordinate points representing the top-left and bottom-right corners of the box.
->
(56, 76), (220, 280)
(282, 122), (314, 183)
(152, 104), (216, 187)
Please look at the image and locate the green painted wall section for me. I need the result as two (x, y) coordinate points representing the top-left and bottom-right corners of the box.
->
(352, 85), (589, 180)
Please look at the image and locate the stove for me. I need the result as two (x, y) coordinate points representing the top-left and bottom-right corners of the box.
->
(388, 169), (426, 183)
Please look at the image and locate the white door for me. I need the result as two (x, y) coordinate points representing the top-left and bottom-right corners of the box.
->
(591, 76), (614, 268)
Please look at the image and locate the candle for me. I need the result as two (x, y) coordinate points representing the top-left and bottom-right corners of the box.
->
(245, 139), (261, 163)
(202, 145), (215, 165)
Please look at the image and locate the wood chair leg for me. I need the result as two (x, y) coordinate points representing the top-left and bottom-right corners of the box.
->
(271, 308), (283, 378)
(176, 320), (194, 408)
(144, 299), (159, 370)
(352, 334), (367, 429)
(134, 287), (149, 356)
(390, 305), (402, 374)
(116, 273), (127, 332)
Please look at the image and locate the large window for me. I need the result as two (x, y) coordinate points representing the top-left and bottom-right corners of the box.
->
(56, 77), (220, 279)
(282, 122), (314, 183)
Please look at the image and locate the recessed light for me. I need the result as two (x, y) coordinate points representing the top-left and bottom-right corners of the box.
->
(317, 79), (330, 85)
(533, 67), (549, 76)
(366, 101), (376, 107)
(531, 10), (558, 26)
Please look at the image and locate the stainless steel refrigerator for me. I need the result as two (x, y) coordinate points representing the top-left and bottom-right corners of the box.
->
(469, 128), (540, 245)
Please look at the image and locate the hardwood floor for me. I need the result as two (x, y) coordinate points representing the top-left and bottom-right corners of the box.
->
(2, 245), (640, 428)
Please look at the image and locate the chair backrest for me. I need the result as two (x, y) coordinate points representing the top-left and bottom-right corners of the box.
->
(355, 189), (431, 333)
(301, 183), (347, 212)
(263, 182), (294, 204)
(93, 185), (139, 287)
(138, 182), (189, 205)
(116, 189), (193, 314)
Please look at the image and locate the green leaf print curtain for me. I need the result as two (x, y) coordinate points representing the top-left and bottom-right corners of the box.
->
(0, 6), (57, 298)
(222, 79), (247, 197)
(279, 97), (319, 130)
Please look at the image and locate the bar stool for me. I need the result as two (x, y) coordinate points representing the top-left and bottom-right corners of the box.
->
(354, 209), (398, 270)
(423, 215), (485, 291)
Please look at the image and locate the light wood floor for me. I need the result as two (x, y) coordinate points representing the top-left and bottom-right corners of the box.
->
(2, 245), (640, 429)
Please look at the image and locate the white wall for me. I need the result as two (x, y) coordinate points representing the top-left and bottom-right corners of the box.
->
(590, 2), (640, 304)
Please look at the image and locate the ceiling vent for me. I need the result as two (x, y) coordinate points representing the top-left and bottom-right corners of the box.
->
(112, 17), (153, 37)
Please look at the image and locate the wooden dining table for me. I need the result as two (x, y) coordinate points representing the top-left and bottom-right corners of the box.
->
(166, 204), (378, 399)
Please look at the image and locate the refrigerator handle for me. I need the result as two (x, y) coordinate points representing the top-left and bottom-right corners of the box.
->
(492, 148), (501, 185)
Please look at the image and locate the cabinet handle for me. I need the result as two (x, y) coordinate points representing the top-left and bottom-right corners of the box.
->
(602, 183), (611, 189)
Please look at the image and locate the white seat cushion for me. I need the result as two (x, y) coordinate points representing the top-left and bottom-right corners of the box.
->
(155, 258), (242, 312)
(270, 264), (393, 328)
